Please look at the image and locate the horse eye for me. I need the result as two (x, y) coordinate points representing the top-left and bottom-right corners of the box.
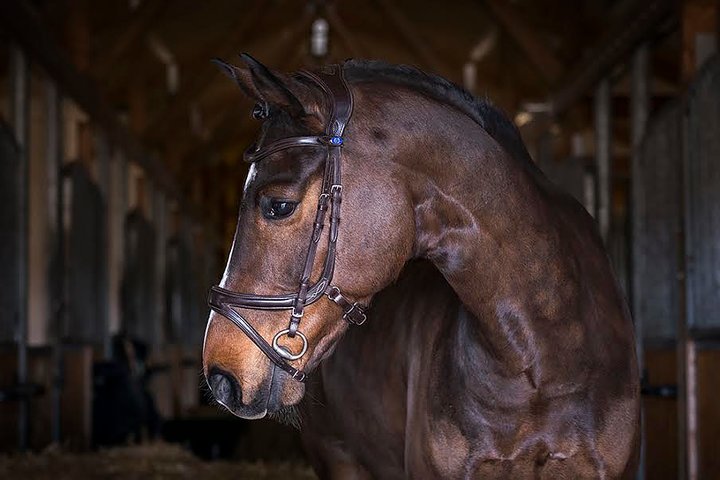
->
(261, 197), (297, 220)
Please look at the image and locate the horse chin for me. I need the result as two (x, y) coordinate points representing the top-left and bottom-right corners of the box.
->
(266, 378), (304, 429)
(268, 404), (302, 430)
(219, 400), (268, 420)
(268, 367), (306, 411)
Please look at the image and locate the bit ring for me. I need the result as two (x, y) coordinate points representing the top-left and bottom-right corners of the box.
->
(272, 329), (308, 361)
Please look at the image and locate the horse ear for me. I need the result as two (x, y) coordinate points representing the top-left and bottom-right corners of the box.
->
(212, 54), (305, 116)
(211, 57), (262, 101)
(238, 53), (305, 116)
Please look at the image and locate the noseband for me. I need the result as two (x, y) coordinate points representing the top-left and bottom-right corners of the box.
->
(207, 65), (366, 382)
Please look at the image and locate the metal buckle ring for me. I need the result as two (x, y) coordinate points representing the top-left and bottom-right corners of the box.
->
(344, 304), (367, 325)
(326, 285), (341, 301)
(330, 184), (342, 193)
(272, 329), (308, 361)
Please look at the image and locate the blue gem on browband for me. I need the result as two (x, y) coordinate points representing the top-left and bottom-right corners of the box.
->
(329, 136), (344, 146)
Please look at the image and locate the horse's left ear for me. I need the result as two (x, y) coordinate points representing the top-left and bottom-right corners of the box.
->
(211, 57), (262, 100)
(238, 53), (305, 116)
(212, 54), (305, 117)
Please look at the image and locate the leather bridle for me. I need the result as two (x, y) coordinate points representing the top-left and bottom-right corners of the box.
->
(207, 64), (366, 382)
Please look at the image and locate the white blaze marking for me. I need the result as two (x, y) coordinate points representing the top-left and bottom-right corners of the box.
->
(243, 163), (258, 197)
(205, 164), (256, 338)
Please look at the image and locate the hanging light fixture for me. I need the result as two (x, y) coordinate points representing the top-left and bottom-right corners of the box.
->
(463, 27), (498, 92)
(147, 34), (179, 95)
(311, 17), (329, 57)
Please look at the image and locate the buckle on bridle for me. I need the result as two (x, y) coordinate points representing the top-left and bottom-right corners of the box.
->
(331, 184), (342, 194)
(343, 303), (367, 325)
(327, 286), (367, 326)
(326, 286), (341, 302)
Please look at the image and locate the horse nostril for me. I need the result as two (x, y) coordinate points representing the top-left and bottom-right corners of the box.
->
(208, 368), (241, 407)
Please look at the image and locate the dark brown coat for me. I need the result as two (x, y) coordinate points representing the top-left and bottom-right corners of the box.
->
(202, 57), (640, 479)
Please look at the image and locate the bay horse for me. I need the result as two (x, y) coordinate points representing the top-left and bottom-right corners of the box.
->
(202, 54), (640, 479)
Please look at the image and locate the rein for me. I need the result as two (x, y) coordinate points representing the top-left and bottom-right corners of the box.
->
(207, 65), (366, 382)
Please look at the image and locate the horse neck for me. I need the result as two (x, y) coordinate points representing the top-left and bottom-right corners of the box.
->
(395, 102), (572, 381)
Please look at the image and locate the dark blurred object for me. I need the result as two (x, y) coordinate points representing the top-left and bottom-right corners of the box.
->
(121, 209), (157, 345)
(92, 333), (160, 446)
(162, 414), (307, 463)
(162, 416), (247, 460)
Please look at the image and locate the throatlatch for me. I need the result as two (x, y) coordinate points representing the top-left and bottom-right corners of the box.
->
(207, 64), (366, 382)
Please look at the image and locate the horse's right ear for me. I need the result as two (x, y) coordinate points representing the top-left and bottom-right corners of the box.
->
(211, 57), (263, 101)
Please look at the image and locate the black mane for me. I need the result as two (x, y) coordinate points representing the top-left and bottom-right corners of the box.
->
(342, 59), (538, 172)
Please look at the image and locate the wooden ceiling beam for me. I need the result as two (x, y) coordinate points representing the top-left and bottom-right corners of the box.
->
(325, 4), (366, 59)
(155, 10), (314, 157)
(681, 0), (718, 82)
(371, 0), (449, 75)
(481, 0), (565, 84)
(175, 41), (309, 172)
(93, 0), (170, 79)
(141, 0), (270, 144)
(549, 0), (677, 115)
(161, 39), (307, 174)
(167, 99), (247, 169)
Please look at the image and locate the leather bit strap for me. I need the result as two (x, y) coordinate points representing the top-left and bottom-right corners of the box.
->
(326, 286), (367, 325)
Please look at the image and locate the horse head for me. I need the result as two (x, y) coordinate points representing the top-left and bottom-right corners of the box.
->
(202, 55), (415, 418)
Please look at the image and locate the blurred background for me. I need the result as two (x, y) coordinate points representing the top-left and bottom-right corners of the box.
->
(0, 0), (718, 478)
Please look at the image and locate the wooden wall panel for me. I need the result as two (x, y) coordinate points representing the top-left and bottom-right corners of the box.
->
(644, 348), (678, 480)
(0, 347), (53, 451)
(60, 345), (93, 450)
(697, 349), (720, 477)
(644, 347), (720, 479)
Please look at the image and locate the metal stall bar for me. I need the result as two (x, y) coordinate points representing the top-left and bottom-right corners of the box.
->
(681, 56), (720, 480)
(107, 153), (128, 354)
(9, 43), (31, 452)
(45, 78), (64, 445)
(630, 44), (650, 480)
(154, 189), (167, 349)
(677, 200), (698, 480)
(594, 78), (612, 243)
(95, 134), (112, 358)
(630, 44), (650, 380)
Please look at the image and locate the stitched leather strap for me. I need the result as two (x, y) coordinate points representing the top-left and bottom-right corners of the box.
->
(208, 299), (306, 381)
(244, 136), (325, 163)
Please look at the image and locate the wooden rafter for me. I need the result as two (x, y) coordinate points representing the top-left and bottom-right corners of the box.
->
(371, 0), (448, 74)
(176, 39), (310, 171)
(168, 23), (311, 173)
(141, 0), (270, 144)
(164, 26), (312, 173)
(481, 0), (565, 84)
(325, 4), (366, 59)
(549, 0), (677, 115)
(94, 0), (170, 79)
